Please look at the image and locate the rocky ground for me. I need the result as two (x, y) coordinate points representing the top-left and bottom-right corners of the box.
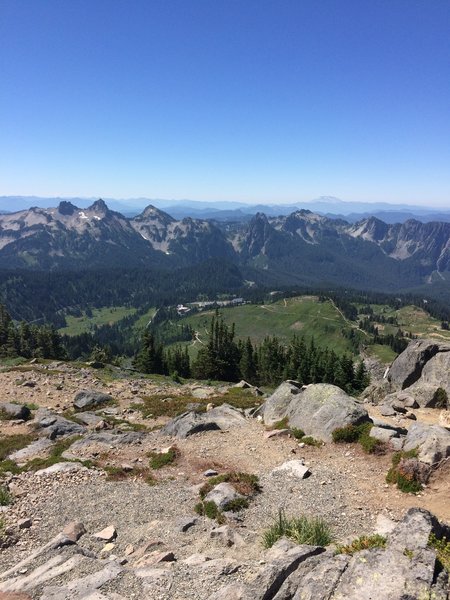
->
(0, 359), (449, 599)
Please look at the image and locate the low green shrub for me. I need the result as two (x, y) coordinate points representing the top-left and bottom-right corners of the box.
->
(429, 533), (450, 572)
(291, 428), (305, 440)
(262, 510), (333, 549)
(332, 422), (372, 444)
(0, 485), (12, 506)
(386, 448), (423, 493)
(335, 534), (386, 555)
(194, 500), (225, 523)
(301, 436), (322, 447)
(148, 447), (179, 469)
(223, 497), (249, 512)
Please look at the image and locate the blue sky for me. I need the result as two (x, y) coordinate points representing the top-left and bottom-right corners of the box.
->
(1, 0), (449, 206)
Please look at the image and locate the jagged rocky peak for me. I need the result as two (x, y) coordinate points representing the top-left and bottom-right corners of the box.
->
(89, 198), (109, 214)
(353, 216), (390, 241)
(57, 201), (77, 216)
(134, 204), (175, 224)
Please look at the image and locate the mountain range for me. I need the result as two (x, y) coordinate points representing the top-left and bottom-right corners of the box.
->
(1, 199), (449, 293)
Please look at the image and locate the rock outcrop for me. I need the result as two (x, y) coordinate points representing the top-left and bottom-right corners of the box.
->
(162, 403), (247, 438)
(369, 339), (450, 408)
(210, 509), (450, 600)
(259, 383), (370, 442)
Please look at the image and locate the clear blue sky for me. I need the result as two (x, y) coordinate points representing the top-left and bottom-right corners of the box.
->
(1, 0), (449, 206)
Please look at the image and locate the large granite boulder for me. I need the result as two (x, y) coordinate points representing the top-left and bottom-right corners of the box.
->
(162, 403), (247, 438)
(255, 381), (302, 426)
(73, 389), (114, 410)
(383, 339), (450, 408)
(403, 422), (450, 465)
(260, 383), (370, 442)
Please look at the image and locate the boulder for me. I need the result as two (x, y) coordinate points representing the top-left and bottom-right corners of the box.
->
(256, 381), (302, 425)
(271, 460), (311, 479)
(73, 389), (114, 410)
(261, 383), (369, 443)
(203, 482), (244, 510)
(0, 402), (31, 420)
(210, 509), (449, 600)
(384, 339), (450, 407)
(403, 422), (450, 465)
(35, 409), (85, 439)
(369, 427), (398, 443)
(162, 403), (246, 438)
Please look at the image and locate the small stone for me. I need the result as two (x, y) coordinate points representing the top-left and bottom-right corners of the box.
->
(94, 525), (117, 542)
(101, 542), (116, 553)
(124, 544), (135, 556)
(203, 469), (218, 477)
(176, 516), (198, 533)
(63, 521), (86, 542)
(18, 518), (32, 529)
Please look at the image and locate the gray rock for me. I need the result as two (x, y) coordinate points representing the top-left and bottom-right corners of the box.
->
(35, 409), (85, 439)
(403, 422), (450, 465)
(62, 521), (86, 542)
(162, 403), (246, 438)
(203, 482), (244, 510)
(369, 427), (398, 443)
(0, 402), (31, 420)
(284, 383), (370, 443)
(257, 381), (302, 425)
(35, 462), (88, 476)
(260, 382), (369, 442)
(73, 389), (114, 410)
(8, 438), (53, 463)
(74, 412), (105, 426)
(271, 460), (311, 479)
(379, 404), (396, 417)
(389, 437), (405, 451)
(41, 561), (123, 599)
(175, 516), (198, 533)
(234, 380), (252, 389)
(210, 525), (244, 547)
(203, 469), (219, 477)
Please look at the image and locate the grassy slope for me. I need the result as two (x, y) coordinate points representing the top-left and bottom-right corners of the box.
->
(60, 306), (137, 336)
(170, 296), (358, 356)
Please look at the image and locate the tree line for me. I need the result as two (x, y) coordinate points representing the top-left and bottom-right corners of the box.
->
(134, 313), (370, 394)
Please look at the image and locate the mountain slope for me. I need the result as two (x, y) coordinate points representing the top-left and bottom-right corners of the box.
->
(0, 201), (449, 294)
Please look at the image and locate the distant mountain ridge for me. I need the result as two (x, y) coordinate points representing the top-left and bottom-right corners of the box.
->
(0, 199), (449, 293)
(2, 195), (449, 222)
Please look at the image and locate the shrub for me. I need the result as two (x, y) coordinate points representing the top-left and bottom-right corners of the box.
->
(386, 448), (423, 493)
(429, 533), (450, 572)
(199, 472), (260, 499)
(272, 417), (289, 430)
(432, 387), (448, 409)
(291, 428), (306, 440)
(332, 422), (372, 444)
(332, 422), (384, 454)
(262, 510), (333, 549)
(223, 497), (249, 512)
(0, 459), (22, 475)
(0, 433), (37, 461)
(359, 433), (385, 455)
(0, 485), (12, 506)
(194, 500), (225, 524)
(105, 465), (156, 485)
(148, 447), (179, 469)
(301, 436), (322, 447)
(336, 534), (386, 555)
